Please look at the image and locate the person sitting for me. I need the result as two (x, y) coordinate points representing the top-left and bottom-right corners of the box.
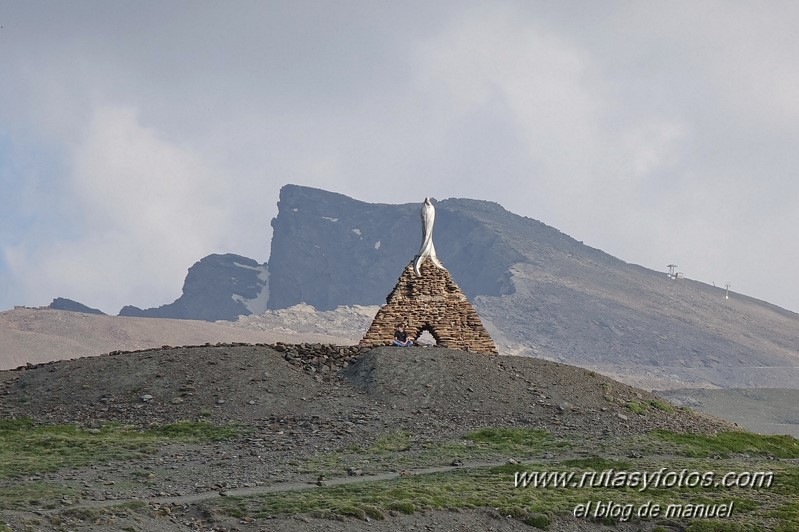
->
(392, 324), (414, 347)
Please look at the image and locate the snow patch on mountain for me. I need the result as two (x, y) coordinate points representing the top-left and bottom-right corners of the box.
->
(231, 264), (269, 315)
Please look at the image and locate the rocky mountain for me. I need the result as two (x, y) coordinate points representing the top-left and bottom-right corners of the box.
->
(35, 184), (799, 391)
(48, 297), (106, 315)
(266, 185), (799, 390)
(118, 253), (268, 322)
(267, 185), (523, 310)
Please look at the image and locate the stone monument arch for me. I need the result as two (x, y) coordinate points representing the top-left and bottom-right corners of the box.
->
(360, 198), (498, 354)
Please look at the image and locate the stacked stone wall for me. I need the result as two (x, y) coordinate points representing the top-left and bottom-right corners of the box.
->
(360, 258), (498, 354)
(7, 342), (365, 380)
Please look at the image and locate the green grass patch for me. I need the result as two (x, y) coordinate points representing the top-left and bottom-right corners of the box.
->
(370, 431), (413, 453)
(773, 467), (799, 497)
(0, 482), (75, 511)
(301, 427), (569, 478)
(145, 421), (241, 440)
(652, 430), (799, 458)
(628, 399), (674, 414)
(210, 428), (799, 530)
(648, 399), (675, 413)
(558, 456), (633, 471)
(685, 522), (749, 532)
(0, 419), (246, 478)
(768, 499), (799, 531)
(524, 513), (550, 529)
(213, 460), (799, 529)
(465, 428), (566, 453)
(214, 461), (799, 527)
(386, 500), (416, 514)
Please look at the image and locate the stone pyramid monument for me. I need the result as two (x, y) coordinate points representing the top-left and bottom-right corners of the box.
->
(360, 198), (498, 354)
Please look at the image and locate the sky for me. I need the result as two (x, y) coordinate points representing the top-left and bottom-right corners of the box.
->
(1, 1), (799, 315)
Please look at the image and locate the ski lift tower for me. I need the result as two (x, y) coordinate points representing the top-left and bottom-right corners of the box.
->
(725, 282), (731, 300)
(667, 264), (678, 279)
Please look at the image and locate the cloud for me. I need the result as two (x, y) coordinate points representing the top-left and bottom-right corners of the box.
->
(2, 1), (799, 313)
(4, 105), (234, 313)
(409, 6), (691, 237)
(398, 3), (799, 310)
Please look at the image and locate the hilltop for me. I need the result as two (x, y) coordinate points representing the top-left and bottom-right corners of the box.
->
(2, 343), (768, 532)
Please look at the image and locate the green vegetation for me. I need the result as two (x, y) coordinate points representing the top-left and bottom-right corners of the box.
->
(214, 457), (787, 524)
(209, 428), (799, 529)
(465, 427), (557, 450)
(44, 501), (149, 530)
(685, 522), (750, 532)
(628, 399), (675, 414)
(301, 427), (568, 478)
(769, 500), (799, 532)
(370, 431), (413, 453)
(0, 482), (76, 511)
(5, 422), (797, 529)
(653, 430), (799, 458)
(558, 456), (633, 470)
(524, 513), (550, 529)
(774, 468), (799, 497)
(0, 418), (245, 478)
(214, 457), (799, 528)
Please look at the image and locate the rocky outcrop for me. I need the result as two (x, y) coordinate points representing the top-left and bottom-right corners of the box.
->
(119, 254), (268, 321)
(48, 298), (106, 315)
(360, 258), (498, 354)
(267, 185), (522, 310)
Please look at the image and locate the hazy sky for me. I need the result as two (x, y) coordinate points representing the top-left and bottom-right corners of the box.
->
(2, 1), (799, 314)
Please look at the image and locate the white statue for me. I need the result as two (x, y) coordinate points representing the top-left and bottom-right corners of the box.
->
(414, 197), (444, 276)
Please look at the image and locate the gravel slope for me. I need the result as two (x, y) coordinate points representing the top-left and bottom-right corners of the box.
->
(2, 345), (734, 437)
(0, 345), (738, 531)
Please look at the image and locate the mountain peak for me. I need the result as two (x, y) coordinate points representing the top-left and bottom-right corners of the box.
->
(119, 253), (268, 321)
(48, 297), (106, 315)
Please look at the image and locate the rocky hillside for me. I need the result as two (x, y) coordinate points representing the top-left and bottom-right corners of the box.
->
(1, 345), (733, 438)
(3, 343), (776, 532)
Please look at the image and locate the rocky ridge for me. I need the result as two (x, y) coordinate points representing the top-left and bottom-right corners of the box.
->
(48, 297), (106, 315)
(119, 254), (268, 321)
